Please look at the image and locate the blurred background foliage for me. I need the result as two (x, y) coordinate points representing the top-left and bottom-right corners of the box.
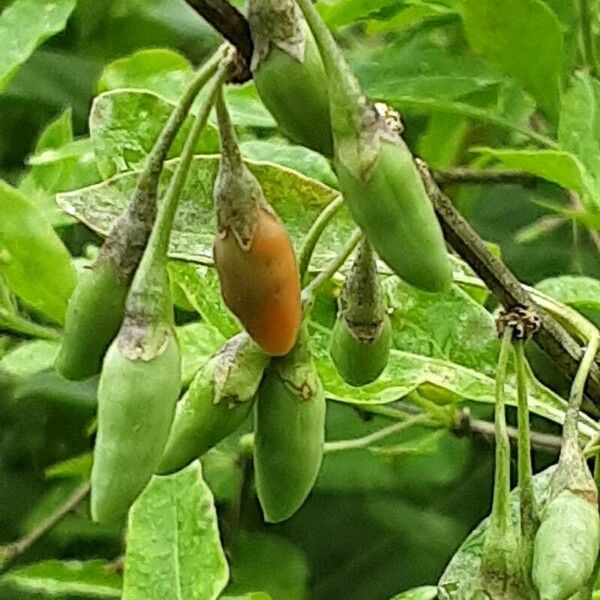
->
(0, 0), (599, 598)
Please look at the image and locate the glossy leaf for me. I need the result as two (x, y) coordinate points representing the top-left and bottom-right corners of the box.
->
(89, 89), (219, 178)
(0, 180), (76, 324)
(57, 156), (347, 270)
(559, 72), (600, 210)
(123, 461), (228, 600)
(2, 559), (121, 598)
(0, 339), (58, 377)
(0, 0), (76, 92)
(461, 0), (562, 119)
(471, 148), (591, 198)
(388, 585), (439, 600)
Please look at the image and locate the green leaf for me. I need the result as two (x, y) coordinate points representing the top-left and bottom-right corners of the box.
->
(124, 461), (228, 600)
(461, 0), (562, 119)
(224, 532), (309, 600)
(19, 109), (100, 226)
(471, 148), (591, 197)
(170, 263), (240, 338)
(386, 96), (554, 147)
(89, 89), (219, 178)
(438, 467), (554, 599)
(56, 156), (347, 270)
(0, 339), (58, 377)
(559, 72), (600, 211)
(319, 0), (398, 27)
(0, 0), (77, 92)
(388, 585), (439, 600)
(2, 559), (121, 598)
(0, 180), (76, 324)
(536, 275), (600, 327)
(98, 48), (194, 99)
(239, 139), (338, 188)
(383, 279), (498, 377)
(536, 275), (600, 312)
(353, 39), (505, 104)
(367, 3), (458, 35)
(177, 320), (226, 387)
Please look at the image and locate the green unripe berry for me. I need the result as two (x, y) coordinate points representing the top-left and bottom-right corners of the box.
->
(532, 490), (600, 600)
(91, 330), (181, 523)
(55, 259), (128, 381)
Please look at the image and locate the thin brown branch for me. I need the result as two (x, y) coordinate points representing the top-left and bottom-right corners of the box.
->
(185, 0), (253, 80)
(1, 482), (90, 569)
(433, 168), (538, 187)
(417, 160), (600, 409)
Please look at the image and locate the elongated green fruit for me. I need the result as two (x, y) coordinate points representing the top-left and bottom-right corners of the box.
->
(254, 327), (326, 523)
(336, 143), (452, 292)
(294, 0), (452, 292)
(532, 490), (600, 600)
(249, 0), (332, 156)
(157, 333), (269, 475)
(55, 51), (224, 381)
(330, 314), (391, 387)
(91, 332), (181, 523)
(55, 259), (127, 380)
(91, 57), (233, 523)
(329, 241), (391, 386)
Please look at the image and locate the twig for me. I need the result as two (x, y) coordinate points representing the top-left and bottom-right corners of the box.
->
(301, 228), (362, 303)
(433, 168), (538, 187)
(340, 400), (564, 453)
(185, 0), (253, 80)
(1, 481), (90, 569)
(323, 413), (430, 453)
(416, 161), (600, 407)
(568, 191), (600, 254)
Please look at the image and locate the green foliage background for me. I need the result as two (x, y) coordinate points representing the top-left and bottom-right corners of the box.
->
(0, 0), (599, 599)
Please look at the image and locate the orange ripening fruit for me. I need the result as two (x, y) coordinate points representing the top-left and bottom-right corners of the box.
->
(214, 208), (302, 356)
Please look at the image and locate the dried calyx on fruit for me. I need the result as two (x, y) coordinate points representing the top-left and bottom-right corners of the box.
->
(329, 239), (391, 387)
(90, 52), (234, 525)
(293, 0), (452, 293)
(532, 336), (600, 600)
(254, 325), (326, 522)
(213, 88), (301, 356)
(157, 333), (269, 475)
(56, 50), (226, 381)
(248, 0), (332, 156)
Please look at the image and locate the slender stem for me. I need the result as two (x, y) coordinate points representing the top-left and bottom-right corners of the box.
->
(564, 334), (600, 444)
(1, 482), (90, 569)
(141, 50), (224, 190)
(323, 413), (430, 453)
(490, 327), (514, 535)
(514, 340), (538, 584)
(215, 86), (244, 171)
(103, 48), (225, 278)
(580, 0), (599, 76)
(294, 0), (360, 98)
(416, 160), (600, 406)
(129, 59), (232, 310)
(298, 195), (344, 284)
(433, 168), (538, 187)
(302, 228), (362, 304)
